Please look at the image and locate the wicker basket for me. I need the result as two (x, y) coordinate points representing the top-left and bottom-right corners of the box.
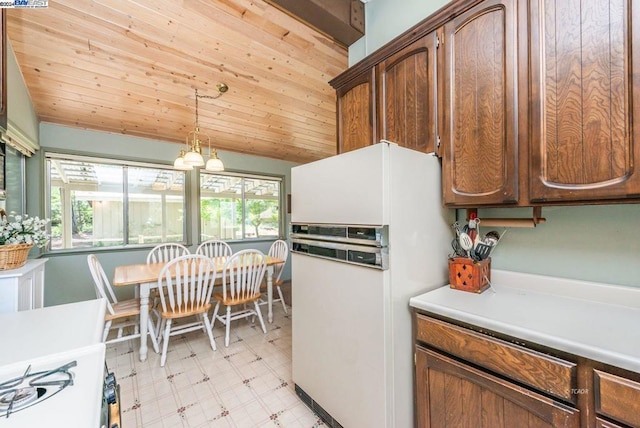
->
(0, 243), (34, 270)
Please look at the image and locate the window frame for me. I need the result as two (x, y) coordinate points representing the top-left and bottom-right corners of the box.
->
(198, 169), (285, 243)
(44, 151), (189, 254)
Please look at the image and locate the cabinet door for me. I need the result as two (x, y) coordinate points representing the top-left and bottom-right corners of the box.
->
(377, 32), (438, 154)
(594, 369), (640, 427)
(416, 346), (581, 428)
(441, 0), (519, 206)
(18, 275), (34, 311)
(529, 0), (640, 201)
(336, 68), (376, 154)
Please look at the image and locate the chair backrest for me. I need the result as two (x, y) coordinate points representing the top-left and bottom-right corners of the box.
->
(87, 254), (118, 315)
(222, 249), (267, 301)
(157, 254), (216, 314)
(268, 240), (289, 282)
(196, 239), (232, 258)
(147, 243), (190, 264)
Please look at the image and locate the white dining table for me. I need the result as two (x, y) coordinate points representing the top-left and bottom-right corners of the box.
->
(113, 255), (284, 362)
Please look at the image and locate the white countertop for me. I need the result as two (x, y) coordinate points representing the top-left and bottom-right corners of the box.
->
(0, 298), (107, 365)
(0, 258), (47, 278)
(410, 270), (640, 374)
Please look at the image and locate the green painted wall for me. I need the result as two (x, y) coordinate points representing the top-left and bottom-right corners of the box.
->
(349, 0), (450, 65)
(470, 206), (640, 287)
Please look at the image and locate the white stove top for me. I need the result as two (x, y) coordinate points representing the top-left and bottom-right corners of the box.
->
(0, 343), (106, 427)
(0, 299), (108, 427)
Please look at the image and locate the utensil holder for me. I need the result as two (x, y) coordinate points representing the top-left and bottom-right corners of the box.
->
(448, 257), (491, 293)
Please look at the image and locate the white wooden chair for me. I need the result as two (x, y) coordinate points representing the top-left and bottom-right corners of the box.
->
(147, 243), (190, 264)
(211, 249), (268, 347)
(258, 239), (289, 314)
(196, 239), (232, 258)
(156, 254), (218, 366)
(147, 243), (191, 335)
(87, 254), (159, 353)
(196, 239), (232, 289)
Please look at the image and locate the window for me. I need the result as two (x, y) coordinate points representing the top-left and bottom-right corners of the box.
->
(46, 153), (187, 250)
(200, 171), (282, 241)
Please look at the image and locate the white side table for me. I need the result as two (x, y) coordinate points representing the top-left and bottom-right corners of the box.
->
(0, 258), (48, 313)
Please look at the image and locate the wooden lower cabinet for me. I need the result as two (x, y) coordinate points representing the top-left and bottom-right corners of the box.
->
(416, 346), (580, 427)
(414, 311), (640, 427)
(594, 369), (640, 427)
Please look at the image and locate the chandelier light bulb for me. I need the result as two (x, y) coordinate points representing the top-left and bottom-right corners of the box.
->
(174, 150), (193, 170)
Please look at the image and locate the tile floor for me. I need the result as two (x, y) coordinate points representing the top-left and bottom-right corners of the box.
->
(105, 307), (325, 427)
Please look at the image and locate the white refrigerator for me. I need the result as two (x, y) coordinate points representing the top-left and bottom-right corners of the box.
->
(291, 141), (453, 427)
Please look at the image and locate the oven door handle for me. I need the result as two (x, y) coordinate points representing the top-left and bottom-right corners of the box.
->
(291, 238), (388, 269)
(291, 238), (385, 253)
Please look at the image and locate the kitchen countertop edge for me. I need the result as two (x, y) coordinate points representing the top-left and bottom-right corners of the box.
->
(410, 270), (640, 374)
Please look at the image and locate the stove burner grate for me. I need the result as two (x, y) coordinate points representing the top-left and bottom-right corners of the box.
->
(0, 360), (77, 418)
(0, 386), (44, 409)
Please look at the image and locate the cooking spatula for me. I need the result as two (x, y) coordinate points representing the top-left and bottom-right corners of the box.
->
(474, 242), (492, 260)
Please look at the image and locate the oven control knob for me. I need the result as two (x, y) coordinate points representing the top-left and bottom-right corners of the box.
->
(104, 372), (118, 404)
(104, 383), (117, 405)
(105, 372), (116, 387)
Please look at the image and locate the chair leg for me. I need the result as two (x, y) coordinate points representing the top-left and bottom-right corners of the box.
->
(253, 302), (267, 334)
(102, 321), (112, 342)
(160, 319), (172, 367)
(153, 307), (162, 340)
(276, 285), (288, 315)
(225, 306), (231, 347)
(147, 318), (160, 354)
(202, 313), (217, 351)
(211, 302), (220, 328)
(156, 318), (166, 345)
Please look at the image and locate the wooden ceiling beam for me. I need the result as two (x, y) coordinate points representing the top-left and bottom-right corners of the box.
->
(263, 0), (365, 47)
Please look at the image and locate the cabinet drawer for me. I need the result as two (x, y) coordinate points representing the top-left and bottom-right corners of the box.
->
(416, 346), (580, 428)
(595, 418), (626, 428)
(416, 314), (577, 402)
(594, 370), (640, 427)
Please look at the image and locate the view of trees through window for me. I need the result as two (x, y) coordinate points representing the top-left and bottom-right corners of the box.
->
(200, 172), (281, 240)
(47, 155), (186, 250)
(45, 154), (283, 251)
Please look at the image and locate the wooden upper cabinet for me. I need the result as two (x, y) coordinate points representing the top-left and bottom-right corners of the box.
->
(441, 0), (519, 206)
(376, 32), (438, 154)
(529, 0), (640, 202)
(335, 68), (376, 154)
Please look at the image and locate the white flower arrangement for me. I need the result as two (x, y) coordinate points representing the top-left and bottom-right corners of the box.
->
(0, 213), (51, 248)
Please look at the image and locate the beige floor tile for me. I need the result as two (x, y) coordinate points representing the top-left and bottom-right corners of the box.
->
(107, 308), (322, 427)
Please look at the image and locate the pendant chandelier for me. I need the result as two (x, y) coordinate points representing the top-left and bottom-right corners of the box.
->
(174, 83), (228, 171)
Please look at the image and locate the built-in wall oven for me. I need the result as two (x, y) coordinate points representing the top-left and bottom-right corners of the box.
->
(291, 223), (388, 270)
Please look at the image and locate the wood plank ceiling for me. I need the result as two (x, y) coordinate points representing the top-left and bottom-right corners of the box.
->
(6, 0), (349, 164)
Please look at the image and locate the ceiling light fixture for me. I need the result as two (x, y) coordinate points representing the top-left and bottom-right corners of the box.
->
(174, 83), (228, 171)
